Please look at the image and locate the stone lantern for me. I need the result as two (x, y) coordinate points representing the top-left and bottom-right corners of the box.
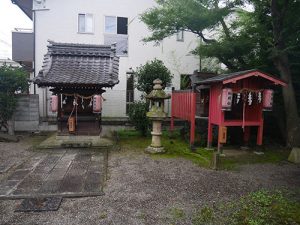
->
(145, 79), (171, 153)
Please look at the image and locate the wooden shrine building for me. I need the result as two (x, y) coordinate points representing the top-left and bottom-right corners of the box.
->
(33, 41), (119, 135)
(171, 69), (287, 147)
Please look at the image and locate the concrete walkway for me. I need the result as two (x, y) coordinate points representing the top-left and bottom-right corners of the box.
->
(0, 149), (106, 199)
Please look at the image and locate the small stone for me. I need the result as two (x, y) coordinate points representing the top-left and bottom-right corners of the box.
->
(254, 151), (264, 155)
(288, 147), (300, 164)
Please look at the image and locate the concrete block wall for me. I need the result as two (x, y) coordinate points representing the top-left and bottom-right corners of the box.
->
(14, 94), (39, 131)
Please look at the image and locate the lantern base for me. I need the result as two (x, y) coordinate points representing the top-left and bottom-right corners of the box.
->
(145, 146), (165, 154)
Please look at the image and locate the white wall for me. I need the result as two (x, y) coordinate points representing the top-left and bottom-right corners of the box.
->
(34, 0), (200, 118)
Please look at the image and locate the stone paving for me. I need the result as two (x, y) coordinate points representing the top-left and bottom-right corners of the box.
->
(0, 149), (106, 199)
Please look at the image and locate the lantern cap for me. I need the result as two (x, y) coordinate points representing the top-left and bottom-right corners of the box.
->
(146, 78), (171, 100)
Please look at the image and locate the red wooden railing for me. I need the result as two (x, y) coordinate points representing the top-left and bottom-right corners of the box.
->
(170, 90), (196, 146)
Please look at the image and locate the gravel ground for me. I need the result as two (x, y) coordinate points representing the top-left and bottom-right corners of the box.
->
(0, 137), (299, 225)
(0, 136), (34, 180)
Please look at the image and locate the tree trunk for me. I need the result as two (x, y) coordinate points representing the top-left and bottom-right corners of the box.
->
(271, 0), (300, 148)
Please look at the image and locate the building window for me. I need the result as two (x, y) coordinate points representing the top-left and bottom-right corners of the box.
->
(126, 73), (134, 114)
(176, 30), (184, 42)
(105, 16), (128, 35)
(78, 13), (93, 33)
(104, 16), (128, 56)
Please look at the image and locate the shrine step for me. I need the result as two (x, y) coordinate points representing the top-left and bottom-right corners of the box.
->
(61, 141), (92, 148)
(37, 133), (114, 149)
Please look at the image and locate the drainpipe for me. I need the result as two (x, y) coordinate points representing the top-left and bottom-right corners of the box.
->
(33, 10), (36, 94)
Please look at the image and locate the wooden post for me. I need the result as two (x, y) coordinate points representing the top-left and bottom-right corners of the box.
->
(170, 116), (174, 131)
(218, 125), (227, 154)
(170, 88), (174, 132)
(257, 121), (264, 145)
(207, 123), (213, 148)
(212, 151), (220, 170)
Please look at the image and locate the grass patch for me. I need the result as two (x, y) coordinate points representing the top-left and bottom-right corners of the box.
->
(220, 149), (290, 170)
(169, 207), (186, 220)
(22, 132), (54, 150)
(192, 190), (300, 225)
(116, 129), (289, 170)
(117, 129), (213, 168)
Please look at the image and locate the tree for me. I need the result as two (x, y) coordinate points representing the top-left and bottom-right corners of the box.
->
(141, 0), (300, 147)
(0, 65), (28, 135)
(269, 0), (300, 147)
(141, 0), (242, 70)
(135, 58), (173, 95)
(128, 59), (173, 136)
(128, 101), (150, 136)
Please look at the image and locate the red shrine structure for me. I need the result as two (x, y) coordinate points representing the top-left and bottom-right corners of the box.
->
(170, 69), (287, 147)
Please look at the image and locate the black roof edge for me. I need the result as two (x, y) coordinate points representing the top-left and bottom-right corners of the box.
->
(11, 0), (33, 20)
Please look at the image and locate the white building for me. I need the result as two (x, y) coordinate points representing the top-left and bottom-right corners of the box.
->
(12, 0), (200, 127)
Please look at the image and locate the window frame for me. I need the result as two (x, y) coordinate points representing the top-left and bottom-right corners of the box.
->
(104, 15), (128, 35)
(104, 15), (117, 34)
(78, 13), (94, 34)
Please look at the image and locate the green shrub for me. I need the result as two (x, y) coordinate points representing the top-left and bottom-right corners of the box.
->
(135, 58), (173, 95)
(128, 101), (150, 136)
(0, 65), (28, 132)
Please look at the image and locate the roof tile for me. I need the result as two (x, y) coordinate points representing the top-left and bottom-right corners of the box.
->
(33, 41), (119, 88)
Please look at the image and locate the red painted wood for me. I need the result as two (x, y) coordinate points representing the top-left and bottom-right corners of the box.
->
(257, 122), (264, 145)
(171, 90), (196, 145)
(172, 70), (286, 147)
(223, 71), (287, 86)
(190, 92), (196, 145)
(171, 90), (195, 121)
(222, 120), (261, 126)
(170, 90), (175, 131)
(207, 87), (213, 148)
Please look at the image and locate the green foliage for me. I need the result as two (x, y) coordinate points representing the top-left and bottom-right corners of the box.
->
(127, 101), (150, 136)
(141, 0), (300, 145)
(0, 65), (28, 130)
(140, 0), (300, 74)
(180, 75), (190, 90)
(135, 59), (173, 95)
(141, 0), (232, 43)
(192, 206), (214, 224)
(169, 207), (186, 220)
(192, 190), (300, 225)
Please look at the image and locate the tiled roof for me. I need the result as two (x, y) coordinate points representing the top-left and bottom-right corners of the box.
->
(195, 69), (257, 84)
(190, 71), (218, 85)
(33, 41), (119, 88)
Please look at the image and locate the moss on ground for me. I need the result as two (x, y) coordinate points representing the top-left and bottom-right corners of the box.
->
(117, 129), (212, 168)
(116, 129), (290, 170)
(169, 207), (186, 223)
(23, 132), (55, 150)
(220, 149), (290, 170)
(192, 190), (300, 225)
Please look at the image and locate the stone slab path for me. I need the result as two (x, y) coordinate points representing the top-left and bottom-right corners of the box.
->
(0, 149), (106, 199)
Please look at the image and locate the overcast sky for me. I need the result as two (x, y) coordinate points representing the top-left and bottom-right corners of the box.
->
(0, 0), (32, 59)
